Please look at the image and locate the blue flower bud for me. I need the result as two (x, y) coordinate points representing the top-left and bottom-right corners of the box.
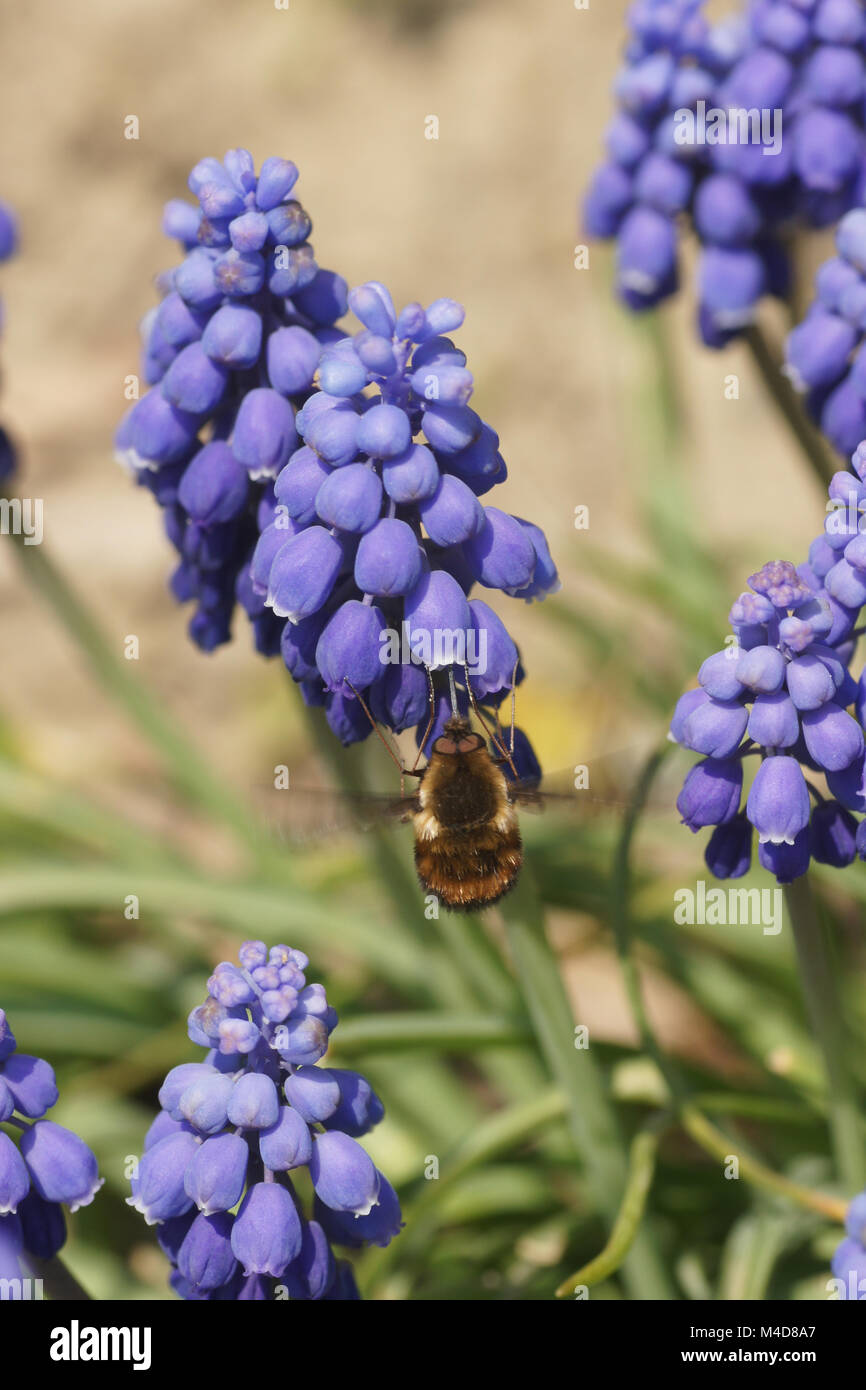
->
(178, 442), (248, 525)
(162, 341), (229, 414)
(682, 697), (749, 759)
(259, 1104), (313, 1171)
(314, 461), (382, 532)
(786, 651), (839, 709)
(319, 341), (369, 396)
(304, 399), (360, 466)
(293, 269), (348, 325)
(17, 1189), (66, 1259)
(128, 1131), (198, 1224)
(381, 442), (440, 503)
(158, 1063), (216, 1118)
(669, 687), (709, 743)
(418, 474), (484, 546)
(801, 701), (864, 771)
(253, 156), (299, 210)
(810, 798), (857, 867)
(677, 757), (743, 831)
(144, 1110), (190, 1150)
(785, 311), (857, 392)
(758, 827), (811, 883)
(0, 1131), (31, 1214)
(282, 1219), (335, 1299)
(19, 1120), (103, 1213)
(356, 403), (412, 460)
(698, 650), (745, 701)
(0, 1054), (59, 1118)
(704, 813), (752, 880)
(274, 447), (333, 525)
(128, 390), (199, 466)
(584, 163), (634, 237)
(284, 1066), (341, 1123)
(348, 282), (396, 338)
(404, 569), (471, 665)
(309, 1131), (379, 1216)
(463, 507), (536, 591)
(467, 599), (518, 698)
(315, 1173), (402, 1248)
(747, 755), (811, 844)
(747, 691), (799, 749)
(178, 1210), (237, 1291)
(178, 1071), (234, 1135)
(794, 107), (861, 193)
(215, 248), (266, 298)
(267, 325), (321, 395)
(226, 1072), (280, 1129)
(267, 525), (344, 622)
(368, 662), (430, 732)
(422, 403), (481, 455)
(316, 599), (387, 692)
(184, 1133), (249, 1214)
(201, 303), (262, 368)
(616, 206), (677, 306)
(232, 387), (298, 479)
(273, 1014), (331, 1066)
(0, 1011), (17, 1062)
(175, 248), (223, 311)
(355, 519), (423, 597)
(735, 644), (787, 694)
(323, 1070), (385, 1138)
(232, 1181), (302, 1276)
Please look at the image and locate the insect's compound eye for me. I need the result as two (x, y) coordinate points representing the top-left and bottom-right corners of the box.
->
(457, 736), (483, 753)
(433, 737), (458, 755)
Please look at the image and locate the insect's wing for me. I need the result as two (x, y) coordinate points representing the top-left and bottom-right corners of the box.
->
(252, 784), (419, 844)
(506, 746), (675, 816)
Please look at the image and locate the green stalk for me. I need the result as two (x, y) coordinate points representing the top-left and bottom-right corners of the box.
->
(680, 1105), (847, 1224)
(784, 877), (866, 1191)
(25, 1253), (91, 1301)
(4, 526), (268, 865)
(744, 324), (836, 489)
(555, 1124), (663, 1297)
(498, 867), (676, 1299)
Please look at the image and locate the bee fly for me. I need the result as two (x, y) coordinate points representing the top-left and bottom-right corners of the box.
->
(349, 666), (535, 913)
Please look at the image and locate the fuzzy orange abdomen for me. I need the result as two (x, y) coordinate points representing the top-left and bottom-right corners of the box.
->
(413, 819), (523, 912)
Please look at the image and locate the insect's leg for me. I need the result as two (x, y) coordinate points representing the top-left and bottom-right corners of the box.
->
(463, 663), (519, 779)
(507, 660), (518, 758)
(410, 664), (437, 773)
(344, 681), (407, 793)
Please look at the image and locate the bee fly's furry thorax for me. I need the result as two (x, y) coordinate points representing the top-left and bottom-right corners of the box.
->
(413, 715), (522, 912)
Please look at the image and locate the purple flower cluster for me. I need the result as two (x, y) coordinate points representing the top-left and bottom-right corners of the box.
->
(252, 278), (560, 749)
(118, 153), (559, 763)
(586, 0), (866, 347)
(671, 445), (866, 880)
(114, 149), (348, 656)
(128, 941), (401, 1301)
(0, 200), (18, 482)
(831, 1189), (866, 1298)
(785, 207), (866, 457)
(0, 1008), (103, 1281)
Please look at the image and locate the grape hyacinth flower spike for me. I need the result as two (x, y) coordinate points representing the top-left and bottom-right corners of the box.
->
(254, 278), (560, 760)
(671, 514), (866, 882)
(0, 1008), (103, 1283)
(128, 941), (402, 1300)
(115, 149), (349, 656)
(586, 0), (866, 347)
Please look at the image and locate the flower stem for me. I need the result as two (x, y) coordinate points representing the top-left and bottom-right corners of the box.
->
(498, 868), (677, 1299)
(784, 876), (865, 1191)
(680, 1105), (847, 1224)
(744, 324), (835, 490)
(25, 1252), (91, 1301)
(554, 1122), (664, 1298)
